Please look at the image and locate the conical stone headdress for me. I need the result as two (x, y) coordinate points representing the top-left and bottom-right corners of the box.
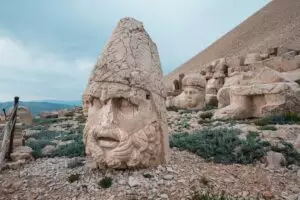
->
(85, 17), (165, 98)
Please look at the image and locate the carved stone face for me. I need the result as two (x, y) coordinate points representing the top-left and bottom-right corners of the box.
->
(84, 83), (163, 169)
(183, 86), (203, 108)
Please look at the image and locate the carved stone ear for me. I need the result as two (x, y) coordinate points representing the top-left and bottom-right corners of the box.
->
(89, 96), (94, 106)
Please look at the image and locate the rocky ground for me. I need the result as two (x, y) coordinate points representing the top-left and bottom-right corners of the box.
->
(1, 109), (300, 200)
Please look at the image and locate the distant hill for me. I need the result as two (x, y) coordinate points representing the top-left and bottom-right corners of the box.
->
(0, 101), (76, 116)
(165, 0), (300, 84)
(39, 100), (81, 106)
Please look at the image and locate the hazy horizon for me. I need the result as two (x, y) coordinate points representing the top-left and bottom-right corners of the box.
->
(0, 0), (269, 101)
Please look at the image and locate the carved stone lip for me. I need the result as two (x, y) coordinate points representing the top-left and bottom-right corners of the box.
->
(96, 132), (120, 148)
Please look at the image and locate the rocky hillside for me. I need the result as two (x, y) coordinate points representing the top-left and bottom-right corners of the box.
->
(165, 0), (300, 84)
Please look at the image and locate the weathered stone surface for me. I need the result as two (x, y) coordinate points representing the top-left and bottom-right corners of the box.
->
(83, 17), (169, 169)
(10, 146), (33, 162)
(42, 145), (56, 156)
(294, 134), (300, 152)
(244, 53), (262, 65)
(166, 74), (206, 110)
(8, 106), (33, 125)
(217, 87), (231, 108)
(265, 151), (285, 169)
(214, 67), (300, 119)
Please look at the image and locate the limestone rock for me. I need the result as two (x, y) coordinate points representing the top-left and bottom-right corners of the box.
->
(294, 134), (300, 152)
(217, 87), (230, 108)
(8, 106), (33, 125)
(42, 145), (56, 156)
(244, 53), (262, 65)
(214, 67), (300, 119)
(83, 17), (169, 169)
(10, 146), (33, 162)
(265, 151), (286, 169)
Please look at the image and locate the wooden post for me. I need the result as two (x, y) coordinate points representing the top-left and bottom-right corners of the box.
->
(0, 96), (19, 166)
(7, 97), (19, 159)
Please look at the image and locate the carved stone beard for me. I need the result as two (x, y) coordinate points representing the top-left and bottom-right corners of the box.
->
(84, 120), (161, 169)
(83, 87), (164, 169)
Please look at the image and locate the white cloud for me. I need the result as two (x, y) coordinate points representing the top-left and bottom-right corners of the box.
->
(0, 35), (94, 101)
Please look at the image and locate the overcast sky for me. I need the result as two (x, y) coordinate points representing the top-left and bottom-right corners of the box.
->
(0, 0), (269, 101)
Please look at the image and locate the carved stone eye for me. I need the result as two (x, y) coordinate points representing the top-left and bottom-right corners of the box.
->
(146, 93), (150, 100)
(115, 98), (138, 119)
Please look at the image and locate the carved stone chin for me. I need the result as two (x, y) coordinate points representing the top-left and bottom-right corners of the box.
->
(82, 17), (169, 169)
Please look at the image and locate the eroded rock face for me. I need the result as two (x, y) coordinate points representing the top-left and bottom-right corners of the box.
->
(166, 74), (206, 110)
(83, 17), (169, 169)
(214, 67), (300, 119)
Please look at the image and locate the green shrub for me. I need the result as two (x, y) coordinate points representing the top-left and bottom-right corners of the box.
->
(67, 158), (84, 169)
(68, 174), (80, 183)
(170, 128), (270, 165)
(254, 112), (300, 126)
(258, 125), (277, 131)
(32, 125), (45, 130)
(166, 106), (179, 112)
(30, 130), (62, 141)
(25, 139), (55, 158)
(61, 134), (82, 141)
(271, 141), (300, 166)
(98, 177), (113, 189)
(190, 191), (235, 200)
(143, 173), (154, 179)
(75, 115), (86, 123)
(33, 118), (62, 125)
(50, 140), (84, 157)
(200, 112), (213, 120)
(203, 104), (217, 111)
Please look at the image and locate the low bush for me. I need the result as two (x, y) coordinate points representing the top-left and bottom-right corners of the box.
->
(99, 177), (113, 189)
(203, 104), (217, 111)
(271, 141), (300, 166)
(67, 158), (84, 169)
(50, 139), (84, 157)
(254, 112), (300, 126)
(75, 115), (86, 124)
(68, 174), (80, 183)
(166, 106), (179, 112)
(170, 128), (270, 165)
(258, 125), (277, 131)
(25, 139), (54, 158)
(200, 112), (213, 120)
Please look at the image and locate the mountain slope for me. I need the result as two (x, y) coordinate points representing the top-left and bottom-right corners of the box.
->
(165, 0), (300, 84)
(0, 101), (74, 116)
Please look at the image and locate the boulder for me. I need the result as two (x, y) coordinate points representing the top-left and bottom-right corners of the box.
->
(244, 53), (262, 65)
(265, 151), (286, 169)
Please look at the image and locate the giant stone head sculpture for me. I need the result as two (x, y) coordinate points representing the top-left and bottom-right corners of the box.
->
(83, 17), (169, 169)
(181, 74), (206, 109)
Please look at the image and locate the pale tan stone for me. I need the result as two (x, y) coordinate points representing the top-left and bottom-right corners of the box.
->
(214, 67), (300, 119)
(206, 78), (225, 95)
(244, 53), (262, 65)
(167, 74), (206, 110)
(8, 106), (32, 125)
(83, 17), (169, 169)
(265, 151), (285, 169)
